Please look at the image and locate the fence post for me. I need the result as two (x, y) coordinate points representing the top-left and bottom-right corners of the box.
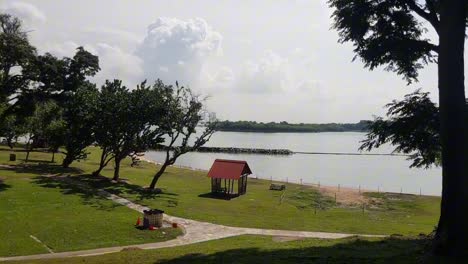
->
(334, 192), (337, 204)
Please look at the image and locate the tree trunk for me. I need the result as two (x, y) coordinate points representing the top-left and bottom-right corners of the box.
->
(93, 149), (110, 176)
(112, 158), (122, 181)
(149, 163), (168, 189)
(7, 137), (13, 149)
(433, 0), (468, 256)
(62, 155), (73, 168)
(51, 151), (55, 163)
(24, 136), (32, 163)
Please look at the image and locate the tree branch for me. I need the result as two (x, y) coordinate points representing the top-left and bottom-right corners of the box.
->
(405, 0), (440, 34)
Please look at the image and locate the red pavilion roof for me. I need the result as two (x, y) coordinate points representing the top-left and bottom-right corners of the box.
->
(207, 159), (252, 180)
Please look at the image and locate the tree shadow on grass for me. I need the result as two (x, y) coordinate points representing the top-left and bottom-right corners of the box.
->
(198, 192), (238, 200)
(154, 236), (452, 264)
(3, 163), (83, 175)
(32, 176), (122, 211)
(69, 174), (180, 209)
(0, 179), (11, 193)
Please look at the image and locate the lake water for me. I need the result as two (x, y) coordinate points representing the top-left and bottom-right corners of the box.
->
(145, 131), (442, 196)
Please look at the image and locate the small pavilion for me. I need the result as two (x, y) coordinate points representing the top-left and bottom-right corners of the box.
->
(207, 159), (252, 197)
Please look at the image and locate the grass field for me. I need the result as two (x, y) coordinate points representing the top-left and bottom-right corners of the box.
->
(0, 148), (182, 257)
(5, 235), (440, 264)
(0, 146), (440, 238)
(0, 145), (440, 256)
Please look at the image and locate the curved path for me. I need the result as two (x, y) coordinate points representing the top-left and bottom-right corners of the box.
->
(0, 176), (385, 262)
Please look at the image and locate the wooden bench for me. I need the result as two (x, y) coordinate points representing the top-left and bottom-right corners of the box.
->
(269, 184), (286, 191)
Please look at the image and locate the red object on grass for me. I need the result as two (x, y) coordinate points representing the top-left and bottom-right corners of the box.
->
(149, 225), (155, 231)
(172, 222), (178, 228)
(136, 217), (141, 226)
(207, 159), (252, 180)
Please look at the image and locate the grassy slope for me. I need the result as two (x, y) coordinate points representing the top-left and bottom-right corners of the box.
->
(0, 149), (181, 257)
(69, 147), (440, 236)
(7, 235), (439, 264)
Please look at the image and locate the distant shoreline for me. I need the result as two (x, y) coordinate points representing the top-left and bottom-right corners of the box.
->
(215, 120), (371, 133)
(214, 129), (366, 133)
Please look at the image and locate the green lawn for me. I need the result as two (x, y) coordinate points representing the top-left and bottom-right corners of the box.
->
(73, 147), (439, 236)
(0, 145), (440, 257)
(6, 235), (449, 264)
(0, 148), (181, 257)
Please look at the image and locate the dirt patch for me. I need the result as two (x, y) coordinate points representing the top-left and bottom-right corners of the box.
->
(307, 184), (377, 206)
(272, 236), (305, 243)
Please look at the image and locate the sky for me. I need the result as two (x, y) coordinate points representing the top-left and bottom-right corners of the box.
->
(0, 0), (450, 123)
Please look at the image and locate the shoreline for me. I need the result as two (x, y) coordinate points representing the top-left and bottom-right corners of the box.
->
(140, 155), (439, 199)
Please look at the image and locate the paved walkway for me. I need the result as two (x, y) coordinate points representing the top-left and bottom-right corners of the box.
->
(0, 176), (385, 262)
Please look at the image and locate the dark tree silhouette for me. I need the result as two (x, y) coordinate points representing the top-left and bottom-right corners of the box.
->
(329, 0), (468, 255)
(360, 90), (442, 168)
(0, 14), (36, 105)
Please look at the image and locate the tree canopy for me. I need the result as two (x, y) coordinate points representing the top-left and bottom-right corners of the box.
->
(329, 0), (468, 256)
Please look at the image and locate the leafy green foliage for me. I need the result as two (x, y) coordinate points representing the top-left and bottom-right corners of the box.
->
(0, 14), (37, 103)
(328, 0), (438, 83)
(149, 81), (217, 189)
(93, 80), (166, 180)
(360, 91), (468, 168)
(360, 90), (441, 168)
(61, 84), (99, 168)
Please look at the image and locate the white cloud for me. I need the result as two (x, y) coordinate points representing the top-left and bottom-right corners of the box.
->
(45, 41), (143, 88)
(92, 43), (143, 87)
(80, 27), (141, 51)
(236, 50), (293, 93)
(135, 17), (222, 87)
(203, 66), (235, 93)
(1, 1), (46, 25)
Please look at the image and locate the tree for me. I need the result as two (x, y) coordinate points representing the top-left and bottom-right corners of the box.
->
(60, 84), (98, 168)
(360, 90), (441, 168)
(23, 101), (61, 162)
(148, 82), (216, 190)
(93, 80), (165, 181)
(361, 91), (468, 167)
(0, 14), (36, 105)
(45, 118), (66, 163)
(0, 104), (24, 149)
(329, 0), (468, 255)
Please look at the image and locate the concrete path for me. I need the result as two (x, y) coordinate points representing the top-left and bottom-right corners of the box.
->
(0, 176), (385, 262)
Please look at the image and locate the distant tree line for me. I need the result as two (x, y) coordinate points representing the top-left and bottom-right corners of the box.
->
(0, 14), (216, 190)
(216, 120), (371, 133)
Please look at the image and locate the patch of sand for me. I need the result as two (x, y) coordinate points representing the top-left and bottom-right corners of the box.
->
(307, 184), (379, 206)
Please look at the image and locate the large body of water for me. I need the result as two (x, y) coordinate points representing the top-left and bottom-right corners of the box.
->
(145, 131), (442, 196)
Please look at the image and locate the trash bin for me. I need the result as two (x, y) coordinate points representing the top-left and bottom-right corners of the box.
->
(9, 154), (16, 161)
(143, 209), (164, 228)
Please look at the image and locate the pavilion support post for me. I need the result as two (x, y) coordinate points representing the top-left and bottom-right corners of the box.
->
(245, 176), (248, 194)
